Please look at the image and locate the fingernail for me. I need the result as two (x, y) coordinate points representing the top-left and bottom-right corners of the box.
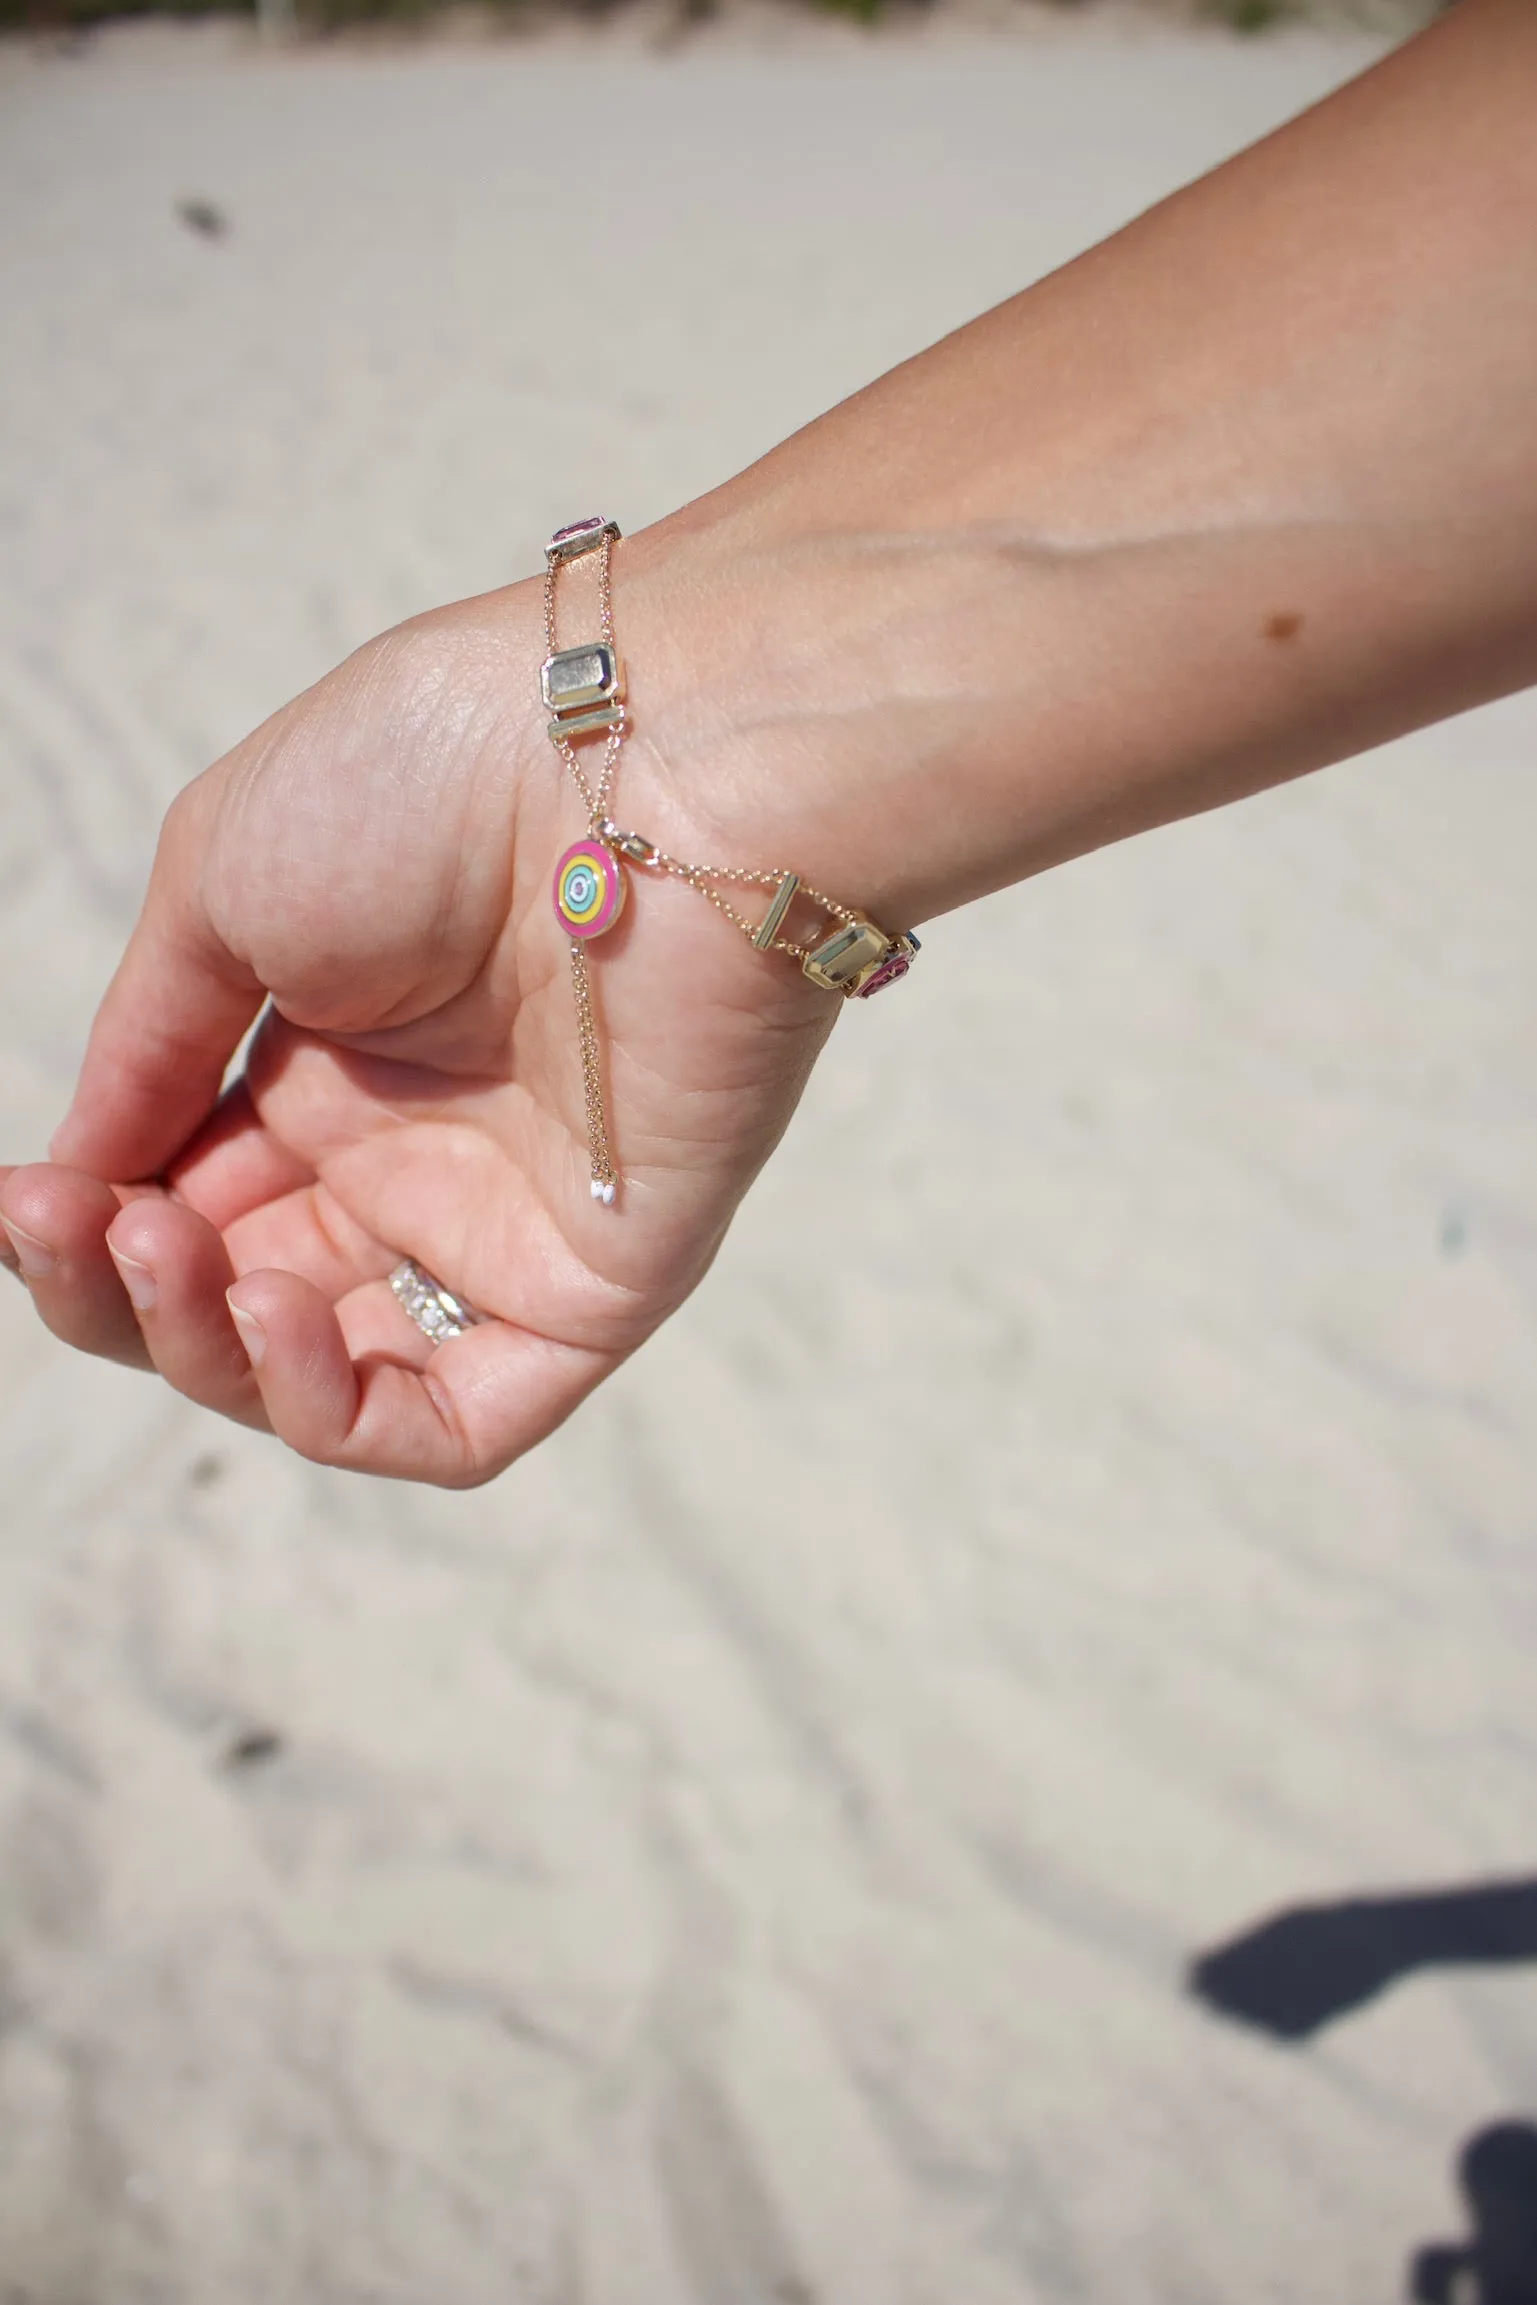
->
(227, 1296), (267, 1368)
(108, 1247), (157, 1312)
(5, 1224), (56, 1281)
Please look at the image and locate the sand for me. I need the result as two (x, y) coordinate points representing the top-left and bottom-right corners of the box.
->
(1, 11), (1535, 2301)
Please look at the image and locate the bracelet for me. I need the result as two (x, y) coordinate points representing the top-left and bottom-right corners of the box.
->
(542, 516), (920, 1208)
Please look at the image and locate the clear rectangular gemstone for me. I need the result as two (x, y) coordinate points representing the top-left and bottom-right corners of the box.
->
(541, 643), (621, 715)
(802, 918), (890, 994)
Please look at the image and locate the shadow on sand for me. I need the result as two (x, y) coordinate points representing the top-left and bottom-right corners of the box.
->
(1187, 1881), (1537, 2302)
(1187, 1875), (1537, 2042)
(1409, 2124), (1537, 2305)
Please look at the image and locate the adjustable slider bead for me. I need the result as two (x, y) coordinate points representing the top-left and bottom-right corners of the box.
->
(753, 871), (801, 951)
(548, 706), (624, 746)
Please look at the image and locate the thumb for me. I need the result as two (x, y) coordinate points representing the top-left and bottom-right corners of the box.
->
(49, 784), (265, 1181)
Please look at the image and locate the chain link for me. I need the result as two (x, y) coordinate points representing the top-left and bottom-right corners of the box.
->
(545, 536), (855, 957)
(545, 536), (627, 1202)
(544, 527), (895, 1203)
(566, 936), (616, 1198)
(544, 535), (625, 829)
(642, 847), (855, 961)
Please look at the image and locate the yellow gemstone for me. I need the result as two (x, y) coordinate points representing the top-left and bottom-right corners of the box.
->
(802, 918), (891, 994)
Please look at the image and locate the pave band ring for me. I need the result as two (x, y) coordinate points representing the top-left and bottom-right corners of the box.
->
(388, 1258), (485, 1344)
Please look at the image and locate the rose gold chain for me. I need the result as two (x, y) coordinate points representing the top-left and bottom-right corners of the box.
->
(641, 845), (855, 961)
(566, 936), (616, 1198)
(545, 540), (623, 829)
(543, 524), (914, 1206)
(544, 535), (857, 959)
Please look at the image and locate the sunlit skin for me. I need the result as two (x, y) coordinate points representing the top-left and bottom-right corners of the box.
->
(4, 0), (1536, 1484)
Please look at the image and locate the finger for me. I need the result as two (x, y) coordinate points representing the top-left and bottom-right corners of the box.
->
(223, 1180), (398, 1302)
(0, 1168), (20, 1279)
(163, 1079), (316, 1231)
(103, 1196), (270, 1428)
(0, 1164), (155, 1370)
(226, 1269), (614, 1486)
(49, 779), (265, 1182)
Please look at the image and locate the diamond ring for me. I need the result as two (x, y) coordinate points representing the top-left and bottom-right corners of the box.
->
(388, 1259), (485, 1344)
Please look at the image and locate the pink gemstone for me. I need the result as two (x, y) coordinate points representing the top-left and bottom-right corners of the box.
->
(855, 950), (912, 998)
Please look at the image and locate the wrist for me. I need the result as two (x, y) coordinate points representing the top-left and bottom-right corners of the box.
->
(617, 489), (1505, 951)
(614, 510), (1008, 936)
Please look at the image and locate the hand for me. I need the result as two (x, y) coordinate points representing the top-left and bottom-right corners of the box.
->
(0, 560), (836, 1485)
(15, 0), (1531, 1490)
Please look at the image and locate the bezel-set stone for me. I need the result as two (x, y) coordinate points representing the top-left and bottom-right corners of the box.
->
(802, 919), (920, 997)
(801, 917), (892, 995)
(541, 642), (623, 717)
(855, 950), (911, 997)
(545, 517), (622, 567)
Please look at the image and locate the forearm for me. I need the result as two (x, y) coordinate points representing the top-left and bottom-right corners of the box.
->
(624, 0), (1537, 928)
(17, 0), (1537, 1483)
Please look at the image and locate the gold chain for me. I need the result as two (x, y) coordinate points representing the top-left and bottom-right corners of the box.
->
(544, 535), (625, 1202)
(542, 522), (916, 1206)
(566, 937), (616, 1198)
(632, 844), (856, 961)
(544, 534), (624, 830)
(543, 535), (859, 958)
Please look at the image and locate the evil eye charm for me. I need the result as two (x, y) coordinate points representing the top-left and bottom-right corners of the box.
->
(554, 839), (627, 940)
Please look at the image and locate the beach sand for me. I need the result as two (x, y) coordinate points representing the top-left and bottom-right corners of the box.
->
(1, 11), (1534, 2300)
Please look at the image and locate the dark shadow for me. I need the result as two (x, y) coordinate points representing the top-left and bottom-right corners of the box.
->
(175, 197), (230, 242)
(1409, 2123), (1537, 2304)
(1188, 1877), (1537, 2041)
(220, 1726), (285, 1772)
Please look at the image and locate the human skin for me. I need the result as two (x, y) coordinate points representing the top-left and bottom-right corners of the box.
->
(3, 0), (1535, 1485)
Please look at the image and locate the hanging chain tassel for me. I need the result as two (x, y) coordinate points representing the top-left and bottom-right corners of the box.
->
(568, 936), (617, 1205)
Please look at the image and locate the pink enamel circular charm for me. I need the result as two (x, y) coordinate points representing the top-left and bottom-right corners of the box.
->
(553, 840), (628, 940)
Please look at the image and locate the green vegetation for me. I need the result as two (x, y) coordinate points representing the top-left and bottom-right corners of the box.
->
(1210, 0), (1285, 27)
(0, 0), (1441, 36)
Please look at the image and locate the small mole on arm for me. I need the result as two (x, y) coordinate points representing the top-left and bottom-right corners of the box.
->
(1264, 611), (1303, 643)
